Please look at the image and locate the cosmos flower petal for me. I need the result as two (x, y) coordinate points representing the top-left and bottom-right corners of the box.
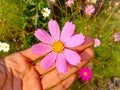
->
(60, 22), (75, 42)
(48, 19), (60, 41)
(40, 52), (57, 69)
(56, 53), (68, 73)
(31, 43), (52, 55)
(82, 77), (88, 81)
(35, 29), (53, 44)
(63, 49), (81, 65)
(85, 77), (90, 81)
(65, 34), (85, 47)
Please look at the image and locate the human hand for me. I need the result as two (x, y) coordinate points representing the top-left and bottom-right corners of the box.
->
(0, 36), (94, 90)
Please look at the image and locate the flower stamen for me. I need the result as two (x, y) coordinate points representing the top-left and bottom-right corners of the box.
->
(83, 72), (88, 76)
(52, 41), (64, 53)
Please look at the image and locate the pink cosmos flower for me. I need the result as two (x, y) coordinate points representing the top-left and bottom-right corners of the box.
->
(65, 0), (74, 7)
(32, 19), (85, 73)
(113, 33), (120, 42)
(84, 5), (95, 15)
(94, 38), (101, 47)
(78, 67), (92, 82)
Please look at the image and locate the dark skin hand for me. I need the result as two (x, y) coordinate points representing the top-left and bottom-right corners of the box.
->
(0, 36), (94, 90)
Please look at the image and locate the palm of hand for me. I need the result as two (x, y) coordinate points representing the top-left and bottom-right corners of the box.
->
(0, 36), (94, 90)
(0, 52), (42, 90)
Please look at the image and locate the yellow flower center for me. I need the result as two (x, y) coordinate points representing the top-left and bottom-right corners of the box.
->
(83, 72), (88, 76)
(52, 41), (64, 53)
(5, 46), (8, 48)
(44, 10), (48, 14)
(88, 8), (91, 12)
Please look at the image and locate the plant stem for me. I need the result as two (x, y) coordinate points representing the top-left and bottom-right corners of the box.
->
(99, 5), (119, 35)
(95, 0), (105, 17)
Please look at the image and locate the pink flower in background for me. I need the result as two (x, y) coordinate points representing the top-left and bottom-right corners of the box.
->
(65, 0), (74, 7)
(84, 5), (95, 15)
(94, 38), (101, 47)
(32, 19), (85, 73)
(78, 67), (92, 82)
(113, 33), (120, 42)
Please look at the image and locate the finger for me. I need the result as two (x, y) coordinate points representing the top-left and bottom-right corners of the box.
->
(35, 62), (55, 75)
(20, 36), (93, 61)
(41, 48), (94, 89)
(23, 66), (42, 90)
(50, 74), (76, 90)
(69, 36), (94, 52)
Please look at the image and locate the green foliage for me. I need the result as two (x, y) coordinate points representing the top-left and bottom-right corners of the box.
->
(0, 0), (26, 58)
